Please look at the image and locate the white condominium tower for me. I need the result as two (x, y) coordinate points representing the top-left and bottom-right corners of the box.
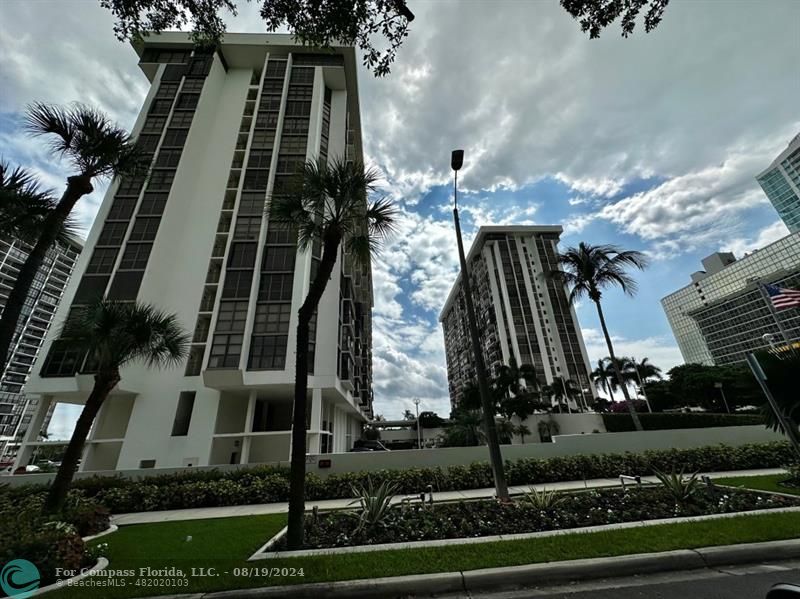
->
(440, 226), (596, 410)
(18, 33), (374, 472)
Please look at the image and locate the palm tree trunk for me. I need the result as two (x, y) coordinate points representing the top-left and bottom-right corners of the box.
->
(593, 299), (644, 431)
(0, 176), (91, 372)
(286, 232), (341, 551)
(44, 370), (118, 513)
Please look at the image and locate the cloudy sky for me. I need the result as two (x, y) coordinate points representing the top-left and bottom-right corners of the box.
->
(1, 0), (798, 435)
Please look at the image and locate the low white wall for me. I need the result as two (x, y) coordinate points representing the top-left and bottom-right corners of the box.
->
(1, 425), (784, 487)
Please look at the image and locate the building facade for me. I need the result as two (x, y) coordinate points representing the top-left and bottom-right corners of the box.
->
(17, 33), (373, 472)
(757, 133), (800, 233)
(0, 235), (81, 456)
(439, 226), (596, 410)
(661, 233), (800, 366)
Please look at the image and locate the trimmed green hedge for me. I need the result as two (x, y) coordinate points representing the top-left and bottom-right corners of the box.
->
(602, 412), (765, 432)
(5, 441), (794, 514)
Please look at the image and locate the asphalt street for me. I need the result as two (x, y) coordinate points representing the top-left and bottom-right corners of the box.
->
(437, 560), (800, 599)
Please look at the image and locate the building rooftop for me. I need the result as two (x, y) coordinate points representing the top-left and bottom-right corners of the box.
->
(438, 224), (562, 320)
(757, 131), (800, 178)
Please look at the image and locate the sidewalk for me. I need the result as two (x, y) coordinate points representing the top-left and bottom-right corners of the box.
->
(112, 467), (785, 526)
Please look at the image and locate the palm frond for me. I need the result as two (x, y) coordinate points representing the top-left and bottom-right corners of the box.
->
(25, 102), (145, 179)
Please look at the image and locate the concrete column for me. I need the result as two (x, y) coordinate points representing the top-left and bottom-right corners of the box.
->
(307, 388), (322, 454)
(13, 395), (52, 470)
(240, 390), (257, 464)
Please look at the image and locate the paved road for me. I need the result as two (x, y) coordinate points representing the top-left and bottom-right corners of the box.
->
(437, 560), (800, 599)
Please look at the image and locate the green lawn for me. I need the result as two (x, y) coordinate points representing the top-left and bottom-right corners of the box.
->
(715, 474), (800, 496)
(46, 510), (800, 598)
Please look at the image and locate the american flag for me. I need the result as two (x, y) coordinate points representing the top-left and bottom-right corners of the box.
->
(764, 283), (800, 310)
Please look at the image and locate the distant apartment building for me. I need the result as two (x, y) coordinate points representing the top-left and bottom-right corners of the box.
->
(0, 235), (82, 454)
(439, 226), (596, 410)
(757, 133), (800, 233)
(661, 232), (800, 366)
(17, 33), (373, 472)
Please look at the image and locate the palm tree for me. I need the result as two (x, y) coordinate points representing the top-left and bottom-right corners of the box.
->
(44, 299), (189, 513)
(590, 358), (614, 397)
(1, 162), (76, 243)
(544, 376), (581, 412)
(270, 157), (397, 550)
(623, 356), (661, 412)
(0, 103), (145, 374)
(441, 409), (483, 447)
(547, 242), (649, 431)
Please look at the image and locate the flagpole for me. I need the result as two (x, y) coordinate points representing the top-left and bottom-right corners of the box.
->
(759, 283), (791, 346)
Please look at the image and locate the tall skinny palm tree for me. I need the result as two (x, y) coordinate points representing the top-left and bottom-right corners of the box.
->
(590, 358), (614, 397)
(0, 103), (145, 373)
(44, 299), (189, 513)
(547, 242), (649, 431)
(270, 157), (397, 550)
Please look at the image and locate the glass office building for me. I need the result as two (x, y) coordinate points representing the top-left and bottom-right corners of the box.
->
(757, 133), (800, 233)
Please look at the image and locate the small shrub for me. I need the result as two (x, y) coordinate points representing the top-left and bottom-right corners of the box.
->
(653, 468), (701, 503)
(348, 479), (398, 535)
(523, 487), (565, 510)
(603, 412), (765, 432)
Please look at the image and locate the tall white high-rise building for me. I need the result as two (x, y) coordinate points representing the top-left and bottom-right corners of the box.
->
(17, 33), (373, 472)
(439, 226), (596, 410)
(0, 235), (81, 457)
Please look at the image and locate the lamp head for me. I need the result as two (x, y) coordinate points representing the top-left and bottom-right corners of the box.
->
(451, 149), (464, 172)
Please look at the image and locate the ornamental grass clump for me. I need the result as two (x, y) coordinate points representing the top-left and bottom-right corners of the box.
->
(523, 487), (566, 511)
(348, 479), (398, 536)
(654, 468), (701, 503)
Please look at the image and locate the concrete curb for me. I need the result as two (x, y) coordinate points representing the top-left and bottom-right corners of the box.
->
(140, 538), (800, 599)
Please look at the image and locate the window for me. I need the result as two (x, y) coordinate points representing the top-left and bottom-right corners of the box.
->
(282, 118), (308, 135)
(162, 64), (187, 81)
(265, 224), (296, 244)
(262, 77), (284, 92)
(171, 391), (195, 436)
(138, 193), (168, 215)
(139, 460), (156, 469)
(253, 303), (291, 334)
(175, 93), (199, 110)
(266, 61), (290, 81)
(107, 196), (137, 220)
(147, 169), (175, 190)
(142, 115), (167, 134)
(85, 248), (119, 274)
(200, 286), (217, 312)
(156, 149), (182, 168)
(238, 192), (265, 215)
(290, 68), (314, 84)
(208, 334), (243, 368)
(156, 82), (180, 98)
(136, 134), (161, 153)
(243, 169), (269, 190)
(223, 190), (237, 210)
(287, 86), (313, 101)
(206, 260), (222, 284)
(258, 273), (293, 301)
(248, 150), (272, 169)
(149, 98), (173, 115)
(129, 217), (160, 242)
(193, 315), (211, 342)
(107, 270), (144, 300)
(251, 130), (275, 149)
(117, 176), (146, 196)
(72, 275), (109, 303)
(284, 101), (310, 117)
(169, 111), (194, 128)
(257, 97), (281, 114)
(41, 341), (84, 377)
(280, 136), (307, 154)
(248, 335), (287, 369)
(212, 235), (227, 257)
(262, 246), (295, 272)
(161, 128), (188, 147)
(221, 270), (253, 298)
(215, 301), (249, 332)
(97, 222), (128, 246)
(276, 157), (303, 174)
(227, 243), (257, 268)
(181, 78), (205, 93)
(233, 216), (262, 240)
(118, 243), (152, 270)
(218, 212), (232, 233)
(184, 346), (204, 376)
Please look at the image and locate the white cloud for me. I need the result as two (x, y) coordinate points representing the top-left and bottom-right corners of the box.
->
(725, 220), (791, 257)
(581, 327), (684, 374)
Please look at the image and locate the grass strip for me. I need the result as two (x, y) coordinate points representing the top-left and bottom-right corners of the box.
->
(47, 510), (800, 598)
(715, 474), (799, 496)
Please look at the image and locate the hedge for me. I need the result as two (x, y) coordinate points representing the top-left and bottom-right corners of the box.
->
(4, 441), (795, 514)
(602, 412), (765, 433)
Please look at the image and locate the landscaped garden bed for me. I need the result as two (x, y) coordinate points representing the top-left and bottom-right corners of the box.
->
(281, 484), (800, 551)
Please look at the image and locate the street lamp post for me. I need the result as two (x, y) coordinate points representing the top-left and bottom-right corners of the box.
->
(413, 397), (422, 449)
(713, 382), (730, 413)
(450, 149), (509, 500)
